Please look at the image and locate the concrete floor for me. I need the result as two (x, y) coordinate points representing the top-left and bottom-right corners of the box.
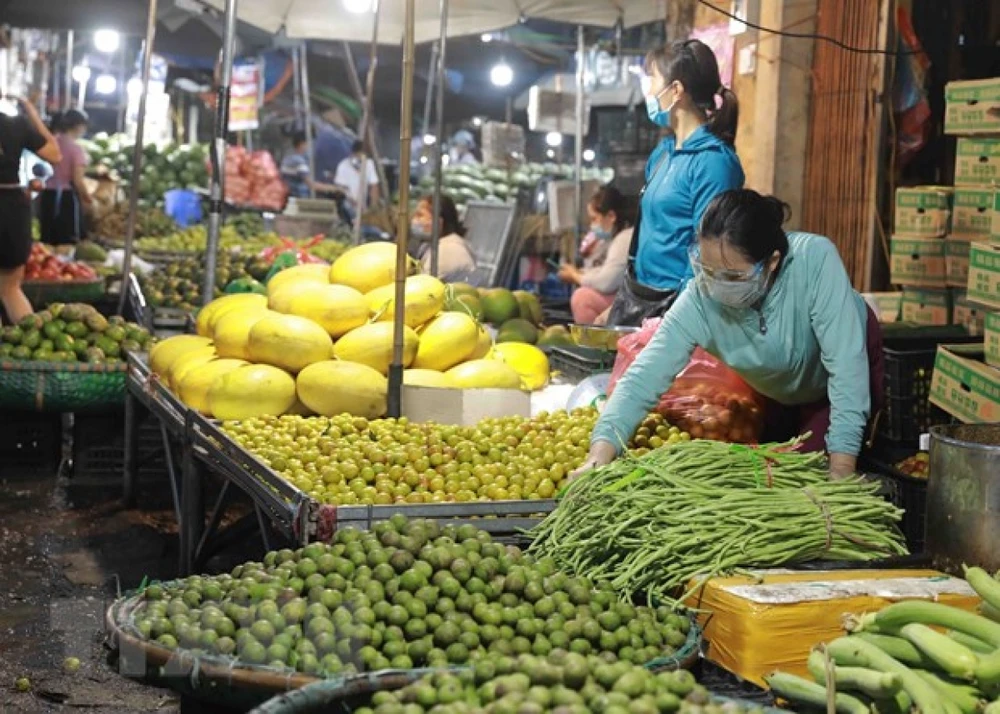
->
(0, 416), (261, 713)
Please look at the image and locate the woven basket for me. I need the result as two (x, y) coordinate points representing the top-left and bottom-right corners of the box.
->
(22, 278), (106, 306)
(0, 360), (126, 412)
(107, 586), (703, 711)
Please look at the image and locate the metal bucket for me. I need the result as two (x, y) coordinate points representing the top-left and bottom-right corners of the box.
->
(926, 424), (1000, 574)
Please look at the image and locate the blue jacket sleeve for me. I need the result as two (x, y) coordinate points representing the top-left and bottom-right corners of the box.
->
(807, 238), (871, 456)
(689, 151), (745, 232)
(591, 289), (706, 452)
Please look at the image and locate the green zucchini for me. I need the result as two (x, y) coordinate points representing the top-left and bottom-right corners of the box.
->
(851, 632), (940, 670)
(947, 629), (996, 654)
(849, 601), (1000, 648)
(765, 671), (870, 714)
(914, 670), (985, 714)
(807, 649), (902, 699)
(965, 567), (1000, 612)
(827, 637), (950, 714)
(900, 623), (979, 680)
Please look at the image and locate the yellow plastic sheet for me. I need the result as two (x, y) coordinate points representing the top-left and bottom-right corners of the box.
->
(685, 569), (981, 687)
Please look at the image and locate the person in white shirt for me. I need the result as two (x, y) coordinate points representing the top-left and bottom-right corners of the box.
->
(447, 130), (479, 166)
(333, 140), (380, 219)
(413, 194), (477, 284)
(558, 186), (635, 324)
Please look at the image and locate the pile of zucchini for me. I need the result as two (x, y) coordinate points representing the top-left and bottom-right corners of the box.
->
(767, 567), (1000, 714)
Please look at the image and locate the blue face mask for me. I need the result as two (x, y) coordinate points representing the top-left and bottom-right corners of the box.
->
(644, 84), (676, 128)
(590, 224), (613, 241)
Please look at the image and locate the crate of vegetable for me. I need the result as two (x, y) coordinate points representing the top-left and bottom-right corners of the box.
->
(0, 303), (154, 412)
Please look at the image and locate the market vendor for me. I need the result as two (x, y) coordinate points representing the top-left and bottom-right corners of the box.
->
(448, 130), (479, 167)
(280, 131), (344, 199)
(604, 39), (744, 327)
(334, 140), (380, 220)
(413, 194), (477, 284)
(581, 189), (884, 479)
(558, 186), (633, 324)
(40, 110), (93, 252)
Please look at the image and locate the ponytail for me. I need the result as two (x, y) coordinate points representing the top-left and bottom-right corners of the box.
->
(709, 87), (739, 145)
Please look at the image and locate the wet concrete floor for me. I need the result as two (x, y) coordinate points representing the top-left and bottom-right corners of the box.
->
(0, 421), (259, 713)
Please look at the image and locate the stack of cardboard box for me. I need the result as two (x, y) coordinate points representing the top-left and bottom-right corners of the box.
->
(928, 77), (1000, 422)
(889, 186), (952, 325)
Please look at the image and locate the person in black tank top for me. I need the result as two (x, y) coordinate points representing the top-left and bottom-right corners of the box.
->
(0, 96), (61, 323)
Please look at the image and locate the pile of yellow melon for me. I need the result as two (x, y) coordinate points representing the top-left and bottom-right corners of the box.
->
(148, 243), (551, 420)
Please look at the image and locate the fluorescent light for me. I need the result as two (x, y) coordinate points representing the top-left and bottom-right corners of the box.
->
(583, 149), (596, 162)
(490, 62), (513, 88)
(442, 154), (450, 166)
(94, 29), (120, 54)
(94, 74), (117, 95)
(419, 156), (428, 165)
(71, 65), (92, 83)
(343, 0), (373, 13)
(472, 116), (483, 127)
(422, 134), (436, 145)
(546, 149), (556, 159)
(481, 33), (493, 43)
(545, 132), (562, 148)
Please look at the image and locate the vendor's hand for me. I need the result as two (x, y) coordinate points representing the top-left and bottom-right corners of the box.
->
(828, 452), (857, 480)
(593, 306), (611, 326)
(558, 263), (580, 285)
(569, 440), (617, 481)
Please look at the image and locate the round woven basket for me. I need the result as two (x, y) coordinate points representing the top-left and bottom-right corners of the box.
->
(107, 588), (703, 711)
(0, 360), (126, 412)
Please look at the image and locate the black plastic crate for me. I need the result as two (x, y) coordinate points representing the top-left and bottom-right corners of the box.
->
(0, 411), (61, 468)
(880, 393), (950, 443)
(72, 412), (168, 480)
(861, 449), (928, 553)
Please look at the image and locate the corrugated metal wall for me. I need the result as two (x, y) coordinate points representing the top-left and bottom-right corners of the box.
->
(801, 0), (890, 290)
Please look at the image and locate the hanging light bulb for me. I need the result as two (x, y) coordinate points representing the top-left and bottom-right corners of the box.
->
(94, 74), (118, 95)
(490, 61), (514, 88)
(545, 132), (562, 148)
(94, 29), (120, 54)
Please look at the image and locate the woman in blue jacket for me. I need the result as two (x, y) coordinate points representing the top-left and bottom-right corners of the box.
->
(606, 39), (745, 326)
(585, 190), (884, 478)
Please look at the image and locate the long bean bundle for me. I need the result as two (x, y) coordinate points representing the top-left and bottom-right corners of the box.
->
(530, 438), (907, 606)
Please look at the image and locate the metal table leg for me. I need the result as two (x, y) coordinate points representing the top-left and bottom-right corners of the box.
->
(123, 391), (140, 506)
(178, 416), (205, 576)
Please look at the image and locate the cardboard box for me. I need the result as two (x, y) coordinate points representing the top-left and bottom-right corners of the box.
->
(401, 385), (530, 426)
(953, 291), (987, 335)
(901, 288), (952, 326)
(955, 137), (1000, 186)
(946, 235), (992, 287)
(862, 292), (902, 323)
(685, 569), (979, 687)
(894, 187), (952, 237)
(987, 311), (1000, 368)
(929, 344), (1000, 423)
(945, 77), (1000, 135)
(890, 236), (947, 287)
(967, 242), (1000, 309)
(952, 187), (996, 237)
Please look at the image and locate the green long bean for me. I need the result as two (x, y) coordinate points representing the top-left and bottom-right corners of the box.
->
(529, 438), (906, 606)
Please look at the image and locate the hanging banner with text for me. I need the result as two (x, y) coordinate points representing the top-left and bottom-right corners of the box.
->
(228, 61), (261, 132)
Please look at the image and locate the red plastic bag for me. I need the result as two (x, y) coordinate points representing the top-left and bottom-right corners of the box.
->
(606, 318), (765, 444)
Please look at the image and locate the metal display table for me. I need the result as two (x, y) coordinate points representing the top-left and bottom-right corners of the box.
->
(123, 353), (556, 575)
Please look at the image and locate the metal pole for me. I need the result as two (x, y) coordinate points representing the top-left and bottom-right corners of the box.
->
(117, 0), (158, 316)
(429, 0), (449, 277)
(203, 0), (238, 306)
(351, 0), (382, 246)
(573, 25), (585, 256)
(387, 0), (416, 419)
(300, 44), (316, 199)
(342, 39), (389, 202)
(291, 44), (303, 128)
(64, 30), (73, 110)
(421, 42), (438, 138)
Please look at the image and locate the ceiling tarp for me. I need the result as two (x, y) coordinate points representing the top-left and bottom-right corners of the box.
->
(0, 0), (149, 34)
(196, 0), (667, 44)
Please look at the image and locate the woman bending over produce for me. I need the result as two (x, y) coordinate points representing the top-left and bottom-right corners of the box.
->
(582, 189), (884, 478)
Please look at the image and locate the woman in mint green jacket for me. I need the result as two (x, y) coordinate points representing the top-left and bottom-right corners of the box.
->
(583, 189), (884, 478)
